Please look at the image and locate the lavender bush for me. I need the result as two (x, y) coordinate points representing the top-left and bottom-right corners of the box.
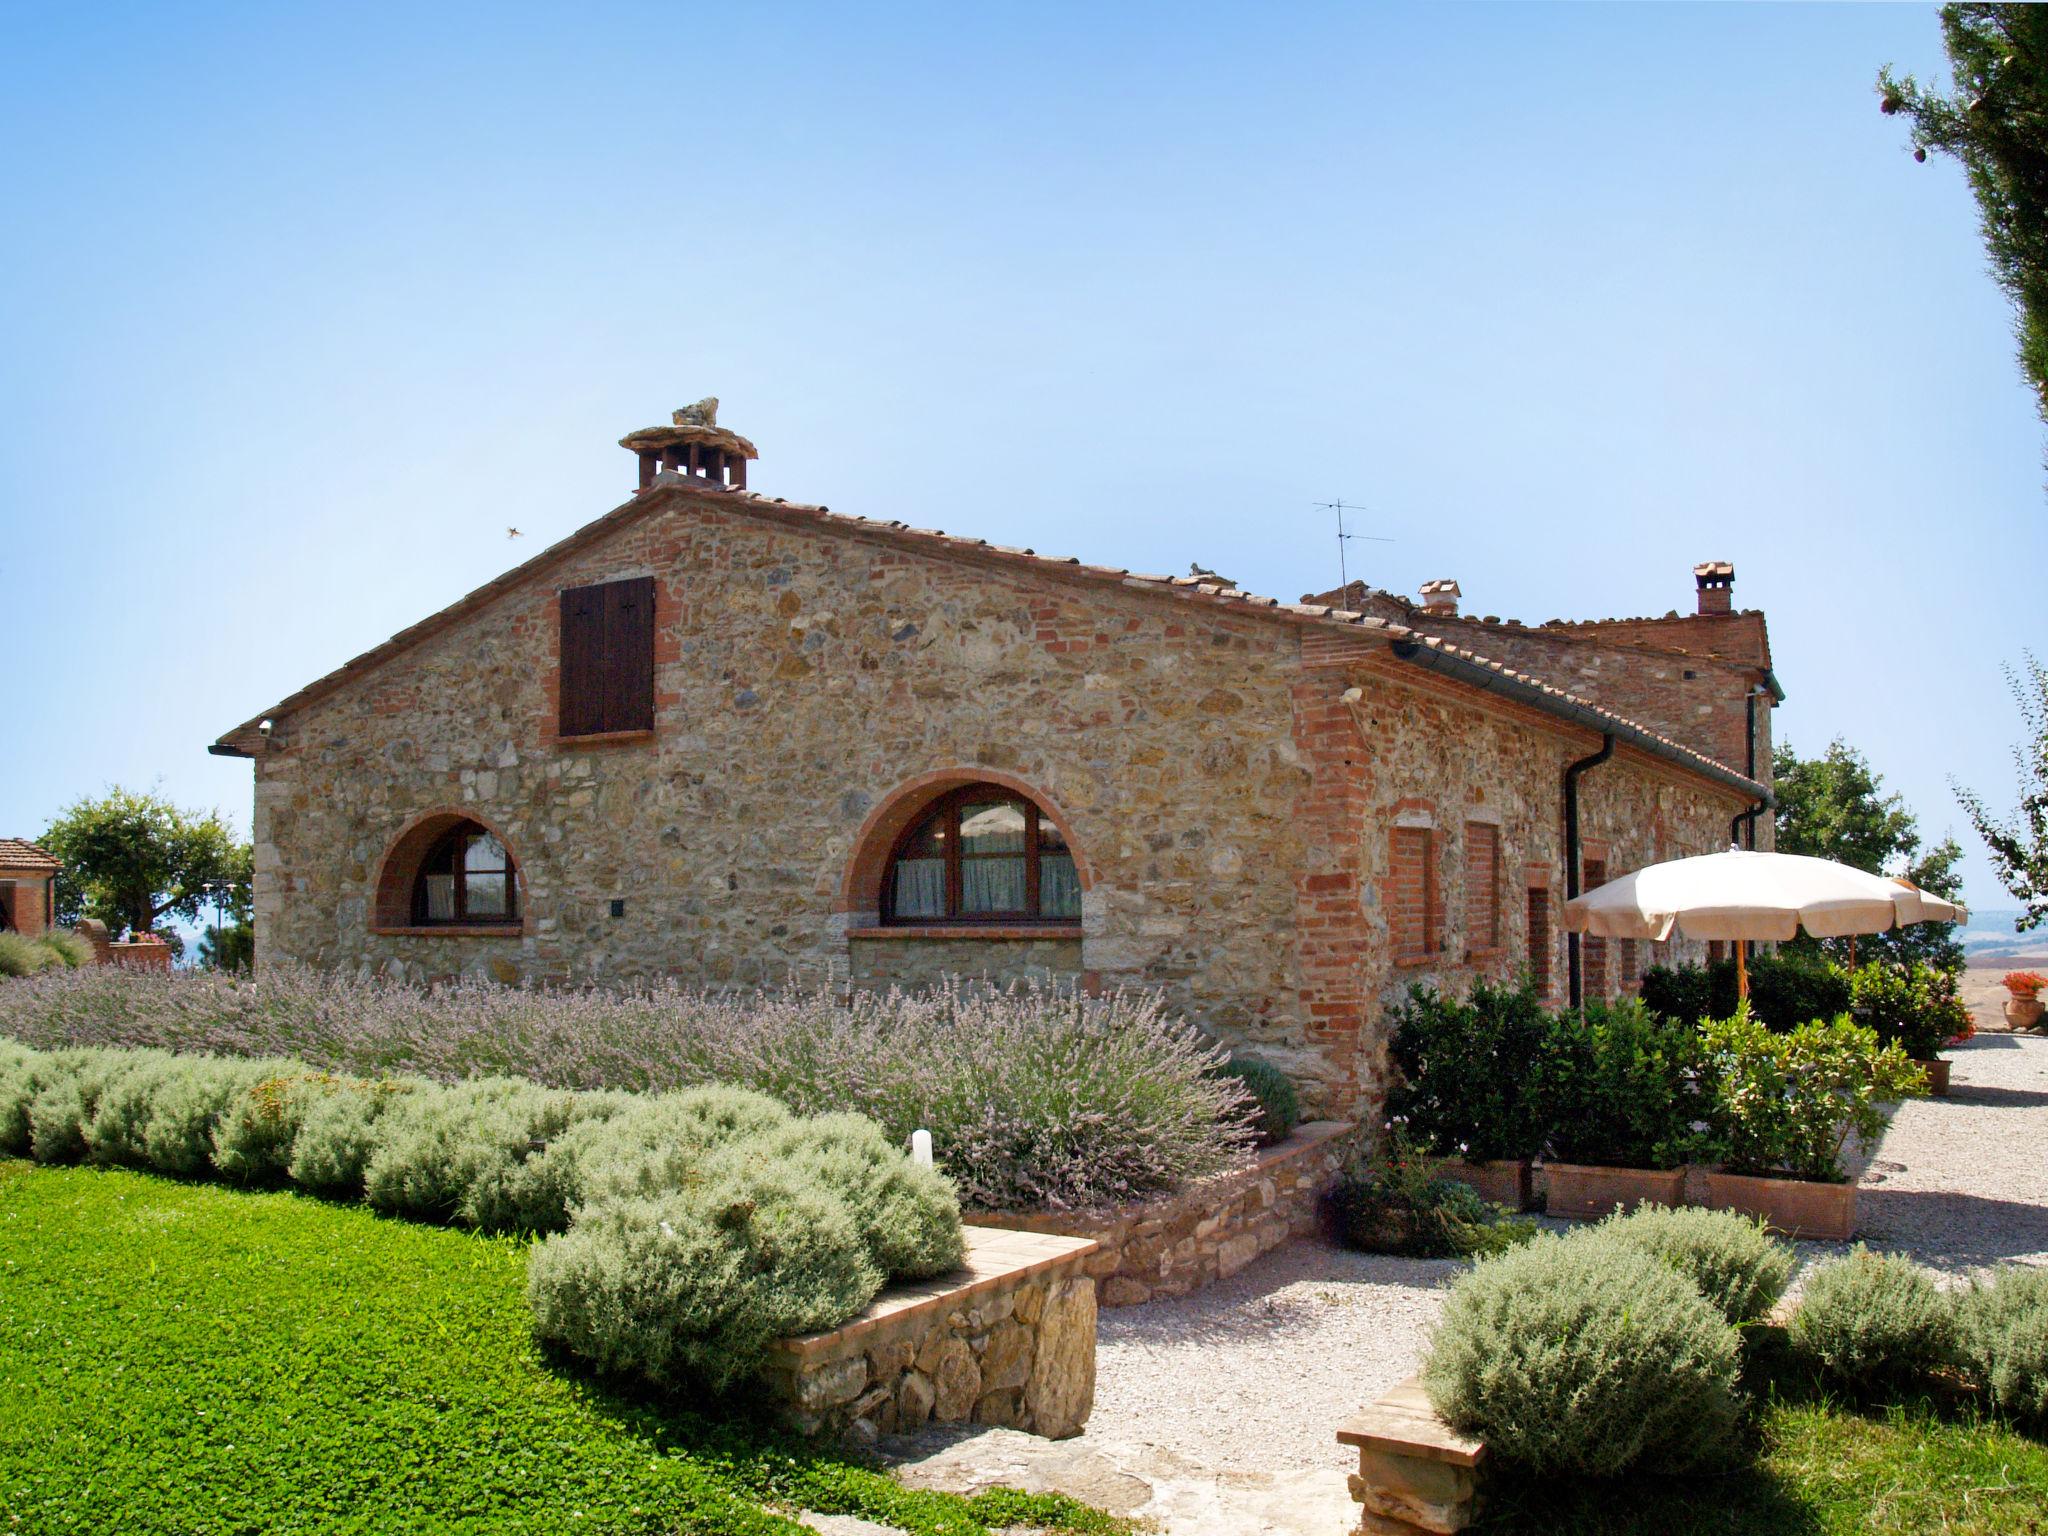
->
(0, 967), (1254, 1209)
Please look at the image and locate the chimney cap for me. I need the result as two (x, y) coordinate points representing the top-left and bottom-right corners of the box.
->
(1692, 560), (1735, 586)
(620, 395), (759, 462)
(1419, 578), (1462, 598)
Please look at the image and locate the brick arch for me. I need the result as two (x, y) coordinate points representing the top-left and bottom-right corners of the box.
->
(371, 806), (531, 930)
(837, 767), (1095, 917)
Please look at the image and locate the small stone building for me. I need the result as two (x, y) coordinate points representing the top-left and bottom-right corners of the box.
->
(212, 404), (1779, 1116)
(0, 840), (60, 938)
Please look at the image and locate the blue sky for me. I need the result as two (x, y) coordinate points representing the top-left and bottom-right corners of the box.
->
(2, 2), (2042, 912)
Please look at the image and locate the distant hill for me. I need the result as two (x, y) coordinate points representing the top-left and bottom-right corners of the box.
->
(1959, 909), (2048, 961)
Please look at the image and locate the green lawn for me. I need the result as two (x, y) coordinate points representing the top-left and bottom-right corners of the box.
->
(1479, 1332), (2048, 1536)
(0, 1160), (1120, 1536)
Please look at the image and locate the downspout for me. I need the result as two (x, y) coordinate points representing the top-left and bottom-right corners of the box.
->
(1564, 733), (1615, 1011)
(1730, 685), (1767, 848)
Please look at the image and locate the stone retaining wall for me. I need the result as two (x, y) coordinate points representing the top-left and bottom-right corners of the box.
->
(970, 1119), (1354, 1306)
(759, 1227), (1099, 1442)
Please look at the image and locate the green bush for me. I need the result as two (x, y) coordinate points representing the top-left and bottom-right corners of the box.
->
(1328, 1133), (1536, 1259)
(572, 1087), (796, 1203)
(1591, 1203), (1793, 1325)
(80, 1049), (186, 1166)
(755, 1113), (965, 1280)
(1700, 1008), (1928, 1183)
(1848, 961), (1973, 1060)
(36, 931), (94, 969)
(26, 1049), (121, 1163)
(1210, 1056), (1300, 1146)
(287, 1077), (413, 1194)
(214, 1071), (346, 1183)
(1953, 1266), (2048, 1423)
(1542, 999), (1704, 1170)
(1386, 979), (1554, 1161)
(0, 932), (57, 978)
(0, 1038), (42, 1153)
(363, 1078), (590, 1230)
(1790, 1248), (1954, 1390)
(1641, 951), (1852, 1031)
(528, 1164), (884, 1390)
(1423, 1232), (1744, 1475)
(140, 1058), (277, 1177)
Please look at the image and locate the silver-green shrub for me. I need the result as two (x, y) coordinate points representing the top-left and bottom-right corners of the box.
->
(0, 1039), (40, 1153)
(1789, 1247), (1954, 1389)
(140, 1058), (280, 1176)
(363, 1079), (568, 1226)
(1592, 1204), (1794, 1325)
(750, 1113), (965, 1280)
(570, 1087), (794, 1203)
(81, 1050), (186, 1166)
(37, 932), (94, 969)
(27, 1049), (121, 1162)
(287, 1078), (413, 1194)
(1423, 1232), (1744, 1476)
(1952, 1265), (2048, 1421)
(527, 1163), (884, 1390)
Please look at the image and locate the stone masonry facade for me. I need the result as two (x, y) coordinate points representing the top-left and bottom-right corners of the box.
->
(216, 417), (1776, 1121)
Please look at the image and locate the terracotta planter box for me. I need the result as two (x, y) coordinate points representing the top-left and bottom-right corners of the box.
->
(1541, 1162), (1685, 1220)
(2006, 997), (2046, 1031)
(1703, 1170), (1856, 1241)
(1431, 1158), (1534, 1212)
(1912, 1057), (1951, 1097)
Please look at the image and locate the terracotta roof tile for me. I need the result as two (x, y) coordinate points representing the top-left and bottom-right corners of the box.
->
(0, 839), (59, 872)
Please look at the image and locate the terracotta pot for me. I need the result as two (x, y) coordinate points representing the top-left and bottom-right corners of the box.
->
(1431, 1158), (1534, 1212)
(1912, 1057), (1951, 1097)
(1541, 1162), (1686, 1220)
(1704, 1170), (1856, 1241)
(2006, 997), (2046, 1031)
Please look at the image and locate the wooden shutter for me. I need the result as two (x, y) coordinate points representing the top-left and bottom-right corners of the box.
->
(559, 576), (655, 736)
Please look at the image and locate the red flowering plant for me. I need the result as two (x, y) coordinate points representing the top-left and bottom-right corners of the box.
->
(2003, 971), (2048, 1000)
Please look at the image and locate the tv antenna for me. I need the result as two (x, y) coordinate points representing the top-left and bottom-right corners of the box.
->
(1315, 499), (1393, 596)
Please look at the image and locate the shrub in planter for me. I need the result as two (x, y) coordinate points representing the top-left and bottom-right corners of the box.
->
(755, 1113), (965, 1280)
(1591, 1203), (1793, 1325)
(1542, 999), (1703, 1170)
(1386, 978), (1554, 1162)
(527, 1162), (884, 1390)
(1422, 1232), (1744, 1476)
(1954, 1265), (2048, 1423)
(1789, 1247), (1954, 1390)
(1699, 1009), (1927, 1184)
(1210, 1056), (1300, 1146)
(1848, 961), (1973, 1061)
(1328, 1133), (1536, 1259)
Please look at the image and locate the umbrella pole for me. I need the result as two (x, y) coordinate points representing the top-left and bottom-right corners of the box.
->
(1738, 940), (1749, 1003)
(1848, 935), (1857, 969)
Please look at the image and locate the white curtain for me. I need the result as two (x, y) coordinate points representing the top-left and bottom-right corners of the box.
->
(1040, 854), (1081, 918)
(893, 858), (946, 918)
(962, 857), (1027, 913)
(423, 874), (455, 921)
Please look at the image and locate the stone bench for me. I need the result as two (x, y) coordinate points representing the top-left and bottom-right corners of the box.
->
(759, 1226), (1099, 1442)
(1335, 1375), (1486, 1535)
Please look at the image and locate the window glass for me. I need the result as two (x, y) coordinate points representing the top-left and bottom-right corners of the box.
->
(466, 833), (508, 875)
(1040, 852), (1082, 918)
(883, 789), (1079, 923)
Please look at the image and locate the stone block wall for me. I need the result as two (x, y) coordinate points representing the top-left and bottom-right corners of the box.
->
(970, 1119), (1353, 1306)
(845, 931), (1084, 992)
(759, 1227), (1099, 1442)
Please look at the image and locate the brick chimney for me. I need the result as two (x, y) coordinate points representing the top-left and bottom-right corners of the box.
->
(1693, 560), (1734, 615)
(620, 397), (758, 493)
(1419, 578), (1461, 617)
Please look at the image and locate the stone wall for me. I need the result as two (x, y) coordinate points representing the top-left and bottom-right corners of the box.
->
(244, 483), (1759, 1119)
(759, 1227), (1099, 1441)
(971, 1119), (1353, 1306)
(845, 931), (1084, 992)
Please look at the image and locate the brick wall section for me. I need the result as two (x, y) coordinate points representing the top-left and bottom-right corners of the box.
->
(970, 1120), (1353, 1306)
(245, 487), (1752, 1119)
(1463, 822), (1500, 956)
(0, 873), (52, 938)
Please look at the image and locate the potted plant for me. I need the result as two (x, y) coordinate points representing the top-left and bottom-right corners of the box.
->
(1850, 961), (1971, 1095)
(1384, 979), (1551, 1210)
(2004, 971), (2047, 1032)
(1697, 1008), (1928, 1240)
(1539, 999), (1701, 1218)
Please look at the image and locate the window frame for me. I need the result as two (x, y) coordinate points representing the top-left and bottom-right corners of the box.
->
(880, 785), (1079, 926)
(409, 822), (520, 927)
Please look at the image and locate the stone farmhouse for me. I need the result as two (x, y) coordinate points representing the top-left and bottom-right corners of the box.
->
(211, 403), (1780, 1116)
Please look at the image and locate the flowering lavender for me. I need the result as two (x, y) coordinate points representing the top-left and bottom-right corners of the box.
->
(0, 967), (1254, 1209)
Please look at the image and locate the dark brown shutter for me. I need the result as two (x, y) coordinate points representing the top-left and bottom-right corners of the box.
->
(603, 576), (655, 733)
(559, 585), (604, 737)
(559, 576), (656, 736)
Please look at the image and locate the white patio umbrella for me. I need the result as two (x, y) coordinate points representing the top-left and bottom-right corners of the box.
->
(1561, 847), (1961, 998)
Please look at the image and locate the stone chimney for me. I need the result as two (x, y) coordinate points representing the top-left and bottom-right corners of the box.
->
(1693, 560), (1735, 615)
(620, 397), (758, 493)
(1419, 579), (1461, 617)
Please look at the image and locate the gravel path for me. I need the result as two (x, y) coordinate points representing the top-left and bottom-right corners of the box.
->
(1088, 1031), (2048, 1475)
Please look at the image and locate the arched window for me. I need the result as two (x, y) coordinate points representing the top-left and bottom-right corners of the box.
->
(410, 822), (518, 926)
(883, 786), (1081, 924)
